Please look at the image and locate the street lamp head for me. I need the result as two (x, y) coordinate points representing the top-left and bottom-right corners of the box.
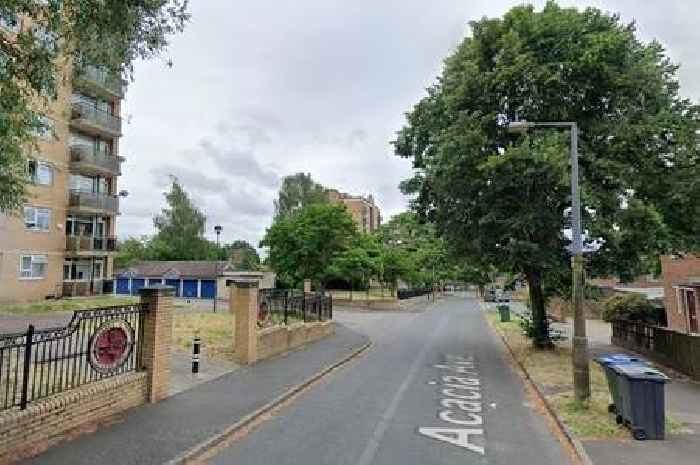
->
(507, 120), (534, 135)
(214, 225), (223, 235)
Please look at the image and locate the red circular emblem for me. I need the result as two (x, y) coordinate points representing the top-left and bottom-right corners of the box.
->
(89, 321), (133, 373)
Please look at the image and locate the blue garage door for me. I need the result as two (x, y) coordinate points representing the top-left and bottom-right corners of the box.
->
(147, 278), (162, 287)
(182, 279), (198, 298)
(116, 278), (130, 295)
(131, 278), (146, 295)
(200, 280), (216, 299)
(165, 279), (180, 297)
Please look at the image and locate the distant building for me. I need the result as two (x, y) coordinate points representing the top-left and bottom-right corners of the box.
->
(661, 255), (700, 334)
(326, 189), (381, 233)
(114, 261), (276, 299)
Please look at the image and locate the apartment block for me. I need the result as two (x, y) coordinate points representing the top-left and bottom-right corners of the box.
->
(0, 16), (125, 303)
(327, 189), (381, 233)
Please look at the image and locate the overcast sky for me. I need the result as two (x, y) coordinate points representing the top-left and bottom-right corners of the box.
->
(118, 0), (700, 247)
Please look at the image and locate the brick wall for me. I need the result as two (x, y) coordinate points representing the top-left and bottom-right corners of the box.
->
(257, 321), (335, 361)
(0, 372), (147, 465)
(661, 255), (700, 332)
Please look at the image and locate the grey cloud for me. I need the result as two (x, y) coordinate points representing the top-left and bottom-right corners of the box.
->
(120, 0), (700, 244)
(198, 141), (280, 188)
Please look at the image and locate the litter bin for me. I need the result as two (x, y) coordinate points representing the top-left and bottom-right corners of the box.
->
(594, 354), (648, 421)
(612, 364), (669, 440)
(498, 305), (510, 322)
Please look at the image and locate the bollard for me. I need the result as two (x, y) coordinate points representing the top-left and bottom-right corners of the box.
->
(192, 335), (201, 374)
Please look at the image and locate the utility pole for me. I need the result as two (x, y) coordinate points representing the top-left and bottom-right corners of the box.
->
(507, 120), (590, 402)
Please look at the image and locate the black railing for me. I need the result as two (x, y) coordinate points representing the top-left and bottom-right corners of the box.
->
(258, 289), (333, 326)
(397, 288), (432, 300)
(0, 304), (146, 412)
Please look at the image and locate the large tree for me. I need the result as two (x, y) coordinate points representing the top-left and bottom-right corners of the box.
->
(261, 204), (357, 288)
(221, 240), (261, 271)
(0, 1), (189, 212)
(150, 178), (211, 260)
(273, 172), (328, 219)
(395, 2), (700, 346)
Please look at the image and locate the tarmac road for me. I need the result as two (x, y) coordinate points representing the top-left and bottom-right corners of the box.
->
(207, 294), (571, 465)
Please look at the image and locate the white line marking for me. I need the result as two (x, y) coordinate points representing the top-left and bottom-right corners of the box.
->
(355, 313), (451, 465)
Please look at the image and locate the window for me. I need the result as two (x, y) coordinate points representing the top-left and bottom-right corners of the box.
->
(20, 255), (48, 279)
(93, 261), (103, 280)
(32, 25), (57, 51)
(63, 259), (95, 281)
(24, 206), (51, 231)
(32, 116), (55, 140)
(0, 14), (20, 33)
(27, 160), (53, 185)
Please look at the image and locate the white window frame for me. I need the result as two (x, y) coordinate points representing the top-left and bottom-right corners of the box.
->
(19, 255), (48, 280)
(24, 206), (51, 232)
(27, 159), (54, 186)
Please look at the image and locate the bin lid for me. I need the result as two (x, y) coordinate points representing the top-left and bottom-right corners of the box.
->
(611, 364), (669, 382)
(594, 354), (647, 366)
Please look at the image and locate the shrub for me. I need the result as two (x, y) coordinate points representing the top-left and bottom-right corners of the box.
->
(602, 294), (660, 323)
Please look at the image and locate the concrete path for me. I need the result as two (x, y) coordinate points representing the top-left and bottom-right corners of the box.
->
(21, 324), (368, 465)
(579, 321), (700, 465)
(207, 295), (570, 465)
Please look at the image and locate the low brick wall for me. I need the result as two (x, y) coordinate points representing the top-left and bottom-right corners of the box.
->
(258, 321), (335, 361)
(0, 372), (147, 465)
(333, 298), (400, 310)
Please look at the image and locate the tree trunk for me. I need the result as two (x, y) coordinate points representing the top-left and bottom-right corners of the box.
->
(526, 270), (551, 348)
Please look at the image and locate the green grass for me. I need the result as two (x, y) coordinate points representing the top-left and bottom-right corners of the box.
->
(485, 310), (687, 440)
(0, 296), (140, 315)
(173, 313), (235, 359)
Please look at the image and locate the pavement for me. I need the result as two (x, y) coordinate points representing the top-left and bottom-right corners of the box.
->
(578, 321), (700, 465)
(483, 300), (700, 465)
(21, 324), (369, 465)
(206, 294), (570, 465)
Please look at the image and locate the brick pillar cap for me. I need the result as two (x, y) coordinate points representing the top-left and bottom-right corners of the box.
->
(228, 279), (259, 288)
(140, 285), (176, 296)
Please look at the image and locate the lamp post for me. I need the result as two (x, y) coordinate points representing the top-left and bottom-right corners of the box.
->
(507, 120), (590, 402)
(214, 225), (223, 313)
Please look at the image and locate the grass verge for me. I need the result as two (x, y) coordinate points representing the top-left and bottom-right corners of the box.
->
(0, 296), (139, 315)
(173, 313), (235, 360)
(485, 311), (684, 440)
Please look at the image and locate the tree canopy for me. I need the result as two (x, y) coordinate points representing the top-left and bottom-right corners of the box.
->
(261, 203), (357, 288)
(394, 2), (700, 345)
(0, 1), (189, 211)
(273, 172), (328, 219)
(148, 178), (211, 260)
(222, 240), (261, 271)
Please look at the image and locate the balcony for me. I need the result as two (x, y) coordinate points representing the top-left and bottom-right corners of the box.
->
(73, 64), (126, 100)
(66, 235), (117, 256)
(70, 145), (123, 176)
(70, 101), (122, 138)
(62, 280), (106, 297)
(68, 190), (119, 216)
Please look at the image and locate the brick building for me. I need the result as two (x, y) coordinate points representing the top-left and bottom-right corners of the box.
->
(0, 15), (125, 303)
(326, 189), (382, 233)
(661, 255), (700, 334)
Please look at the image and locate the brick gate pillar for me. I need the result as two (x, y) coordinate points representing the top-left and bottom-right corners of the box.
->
(304, 279), (312, 294)
(229, 280), (259, 365)
(140, 285), (175, 403)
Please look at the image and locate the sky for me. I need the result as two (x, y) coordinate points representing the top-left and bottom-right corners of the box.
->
(118, 0), (700, 247)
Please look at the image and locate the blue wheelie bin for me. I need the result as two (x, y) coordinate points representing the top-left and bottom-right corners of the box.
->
(594, 354), (648, 422)
(612, 364), (669, 440)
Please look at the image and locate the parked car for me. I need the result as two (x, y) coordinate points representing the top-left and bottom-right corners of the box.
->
(484, 288), (498, 302)
(497, 291), (512, 302)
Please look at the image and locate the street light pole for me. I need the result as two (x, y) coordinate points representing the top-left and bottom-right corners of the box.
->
(507, 119), (590, 402)
(214, 225), (223, 314)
